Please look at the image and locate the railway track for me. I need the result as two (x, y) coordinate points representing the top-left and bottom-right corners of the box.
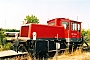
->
(0, 46), (89, 60)
(1, 38), (89, 60)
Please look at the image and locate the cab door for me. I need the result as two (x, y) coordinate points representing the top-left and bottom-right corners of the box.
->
(70, 22), (77, 39)
(70, 22), (81, 42)
(77, 23), (81, 39)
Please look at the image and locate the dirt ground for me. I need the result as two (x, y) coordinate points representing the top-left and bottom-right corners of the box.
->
(14, 46), (90, 60)
(52, 52), (90, 60)
(51, 47), (90, 60)
(27, 50), (90, 60)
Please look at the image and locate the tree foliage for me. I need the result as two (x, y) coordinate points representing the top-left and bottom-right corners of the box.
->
(0, 43), (12, 51)
(5, 29), (20, 32)
(23, 15), (39, 24)
(81, 29), (90, 42)
(81, 29), (87, 36)
(0, 28), (6, 44)
(0, 28), (13, 51)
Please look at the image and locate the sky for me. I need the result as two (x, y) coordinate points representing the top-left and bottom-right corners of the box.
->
(0, 0), (90, 30)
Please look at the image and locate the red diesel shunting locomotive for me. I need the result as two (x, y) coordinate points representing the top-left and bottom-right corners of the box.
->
(20, 18), (81, 42)
(14, 18), (82, 60)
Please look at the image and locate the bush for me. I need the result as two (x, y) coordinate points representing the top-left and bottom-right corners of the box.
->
(4, 29), (20, 32)
(0, 28), (13, 51)
(0, 43), (13, 51)
(82, 29), (90, 42)
(2, 43), (13, 50)
(0, 28), (6, 44)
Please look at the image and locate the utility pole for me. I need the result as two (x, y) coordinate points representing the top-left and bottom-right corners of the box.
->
(48, 18), (49, 21)
(88, 24), (89, 29)
(77, 16), (78, 21)
(5, 20), (6, 29)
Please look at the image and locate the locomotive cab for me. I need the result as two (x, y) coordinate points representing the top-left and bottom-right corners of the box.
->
(47, 18), (82, 52)
(47, 18), (82, 42)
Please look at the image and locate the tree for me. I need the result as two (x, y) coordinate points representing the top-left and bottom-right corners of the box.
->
(23, 15), (39, 24)
(81, 29), (87, 36)
(81, 29), (90, 42)
(84, 29), (90, 42)
(0, 28), (13, 51)
(5, 29), (20, 32)
(0, 28), (6, 44)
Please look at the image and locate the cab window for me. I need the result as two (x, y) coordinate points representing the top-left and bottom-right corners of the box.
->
(78, 24), (80, 32)
(62, 22), (69, 29)
(48, 22), (55, 26)
(71, 22), (77, 30)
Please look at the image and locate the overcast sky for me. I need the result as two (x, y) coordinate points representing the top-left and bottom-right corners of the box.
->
(0, 0), (90, 29)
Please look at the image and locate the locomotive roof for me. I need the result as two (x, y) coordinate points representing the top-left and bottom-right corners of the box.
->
(47, 18), (82, 23)
(70, 20), (82, 23)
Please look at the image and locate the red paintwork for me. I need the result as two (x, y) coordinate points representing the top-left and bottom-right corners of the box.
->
(20, 18), (81, 39)
(20, 26), (29, 37)
(47, 18), (81, 38)
(20, 24), (64, 39)
(70, 21), (81, 38)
